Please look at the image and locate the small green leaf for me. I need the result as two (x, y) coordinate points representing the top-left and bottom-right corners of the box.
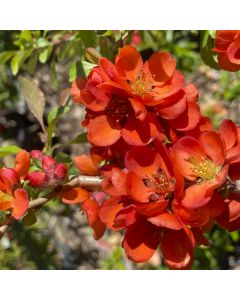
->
(19, 76), (46, 132)
(22, 210), (37, 226)
(25, 52), (38, 75)
(69, 132), (88, 144)
(200, 31), (219, 69)
(47, 106), (71, 147)
(69, 62), (77, 82)
(11, 55), (19, 75)
(55, 152), (72, 163)
(37, 37), (50, 48)
(79, 31), (97, 47)
(20, 30), (33, 43)
(82, 61), (97, 77)
(39, 46), (52, 64)
(0, 145), (21, 158)
(48, 106), (70, 125)
(0, 51), (15, 64)
(50, 59), (58, 89)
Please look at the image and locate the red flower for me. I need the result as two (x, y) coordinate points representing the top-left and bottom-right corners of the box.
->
(27, 152), (67, 187)
(0, 168), (29, 219)
(173, 131), (228, 209)
(212, 30), (240, 71)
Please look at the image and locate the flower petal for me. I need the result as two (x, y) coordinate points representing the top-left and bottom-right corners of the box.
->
(122, 219), (160, 263)
(60, 187), (90, 204)
(99, 197), (125, 230)
(88, 115), (121, 146)
(27, 171), (46, 187)
(124, 146), (161, 177)
(115, 45), (143, 80)
(168, 101), (200, 132)
(11, 189), (29, 220)
(172, 136), (205, 180)
(81, 198), (106, 240)
(15, 150), (30, 177)
(148, 212), (182, 230)
(126, 172), (151, 203)
(74, 154), (99, 176)
(219, 119), (238, 150)
(161, 228), (194, 269)
(200, 131), (226, 167)
(144, 51), (176, 82)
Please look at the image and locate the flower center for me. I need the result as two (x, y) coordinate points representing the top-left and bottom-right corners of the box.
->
(187, 155), (220, 181)
(105, 98), (130, 122)
(130, 70), (154, 96)
(144, 170), (175, 202)
(0, 190), (12, 203)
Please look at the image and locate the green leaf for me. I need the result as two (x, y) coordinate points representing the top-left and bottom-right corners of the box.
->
(79, 31), (96, 47)
(18, 76), (46, 132)
(48, 106), (70, 125)
(50, 59), (58, 89)
(69, 61), (77, 82)
(200, 31), (219, 69)
(20, 30), (33, 43)
(39, 46), (52, 64)
(0, 51), (15, 64)
(10, 50), (33, 75)
(10, 55), (19, 75)
(82, 61), (97, 77)
(22, 210), (37, 227)
(55, 152), (72, 163)
(25, 51), (38, 75)
(47, 106), (71, 147)
(69, 132), (87, 144)
(0, 145), (21, 158)
(37, 37), (50, 48)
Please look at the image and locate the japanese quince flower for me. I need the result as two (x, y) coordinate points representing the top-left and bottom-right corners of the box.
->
(173, 131), (229, 209)
(212, 30), (240, 71)
(98, 144), (197, 269)
(27, 151), (67, 187)
(0, 150), (30, 219)
(71, 46), (201, 147)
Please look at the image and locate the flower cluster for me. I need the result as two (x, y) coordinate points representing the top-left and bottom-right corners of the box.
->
(213, 30), (240, 71)
(0, 150), (30, 220)
(71, 45), (240, 269)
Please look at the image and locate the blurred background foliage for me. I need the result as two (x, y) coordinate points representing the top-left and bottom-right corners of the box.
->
(0, 30), (240, 270)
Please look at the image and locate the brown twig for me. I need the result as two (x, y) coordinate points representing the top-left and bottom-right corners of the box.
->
(0, 175), (102, 239)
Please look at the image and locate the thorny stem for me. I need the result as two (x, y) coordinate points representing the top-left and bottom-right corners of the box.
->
(0, 175), (102, 239)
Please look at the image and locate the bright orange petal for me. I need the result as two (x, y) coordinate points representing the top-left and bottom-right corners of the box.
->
(148, 212), (182, 230)
(74, 154), (99, 176)
(161, 228), (193, 269)
(11, 189), (29, 220)
(60, 187), (90, 204)
(122, 219), (160, 263)
(87, 115), (121, 146)
(145, 51), (176, 82)
(115, 45), (143, 80)
(81, 198), (106, 240)
(200, 131), (226, 166)
(15, 150), (30, 177)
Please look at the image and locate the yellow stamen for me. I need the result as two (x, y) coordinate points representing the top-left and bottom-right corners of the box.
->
(0, 191), (12, 202)
(187, 155), (220, 181)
